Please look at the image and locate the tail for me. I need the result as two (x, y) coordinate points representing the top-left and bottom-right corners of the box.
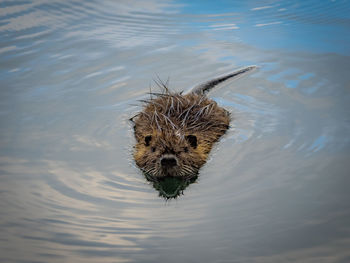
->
(189, 65), (257, 95)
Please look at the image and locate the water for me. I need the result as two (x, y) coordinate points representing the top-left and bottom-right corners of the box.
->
(1, 1), (349, 262)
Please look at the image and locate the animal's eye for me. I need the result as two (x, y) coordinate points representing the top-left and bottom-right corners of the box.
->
(151, 147), (156, 152)
(145, 135), (152, 146)
(184, 147), (189, 153)
(186, 135), (197, 148)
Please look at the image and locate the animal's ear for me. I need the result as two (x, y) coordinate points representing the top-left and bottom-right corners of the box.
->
(129, 115), (138, 131)
(129, 115), (136, 124)
(186, 135), (197, 148)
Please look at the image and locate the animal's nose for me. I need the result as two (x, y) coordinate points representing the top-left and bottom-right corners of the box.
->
(161, 156), (177, 168)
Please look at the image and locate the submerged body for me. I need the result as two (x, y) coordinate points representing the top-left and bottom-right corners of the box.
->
(131, 66), (256, 179)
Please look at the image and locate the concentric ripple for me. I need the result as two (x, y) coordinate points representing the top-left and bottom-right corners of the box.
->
(1, 1), (350, 262)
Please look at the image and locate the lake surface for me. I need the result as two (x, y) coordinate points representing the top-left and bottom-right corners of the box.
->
(1, 1), (350, 262)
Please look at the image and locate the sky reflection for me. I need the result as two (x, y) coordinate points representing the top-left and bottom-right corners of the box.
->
(1, 0), (350, 262)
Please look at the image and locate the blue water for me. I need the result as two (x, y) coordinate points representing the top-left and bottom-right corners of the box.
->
(1, 1), (350, 262)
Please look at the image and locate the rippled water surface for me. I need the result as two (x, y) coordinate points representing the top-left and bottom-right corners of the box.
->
(1, 1), (350, 262)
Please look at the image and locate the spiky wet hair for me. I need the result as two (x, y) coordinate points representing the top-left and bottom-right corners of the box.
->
(131, 88), (230, 140)
(131, 81), (231, 180)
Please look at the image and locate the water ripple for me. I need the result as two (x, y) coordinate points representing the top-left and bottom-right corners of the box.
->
(1, 1), (350, 262)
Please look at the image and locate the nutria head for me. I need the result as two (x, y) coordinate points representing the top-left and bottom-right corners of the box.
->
(131, 91), (230, 180)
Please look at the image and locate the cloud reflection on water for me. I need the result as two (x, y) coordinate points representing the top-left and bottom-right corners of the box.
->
(1, 0), (350, 262)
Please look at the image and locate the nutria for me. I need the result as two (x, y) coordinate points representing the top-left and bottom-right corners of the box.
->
(130, 66), (256, 180)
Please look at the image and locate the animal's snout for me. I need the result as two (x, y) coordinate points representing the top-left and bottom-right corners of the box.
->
(161, 155), (177, 168)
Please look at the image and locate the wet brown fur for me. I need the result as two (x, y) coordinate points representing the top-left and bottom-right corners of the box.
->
(131, 89), (230, 179)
